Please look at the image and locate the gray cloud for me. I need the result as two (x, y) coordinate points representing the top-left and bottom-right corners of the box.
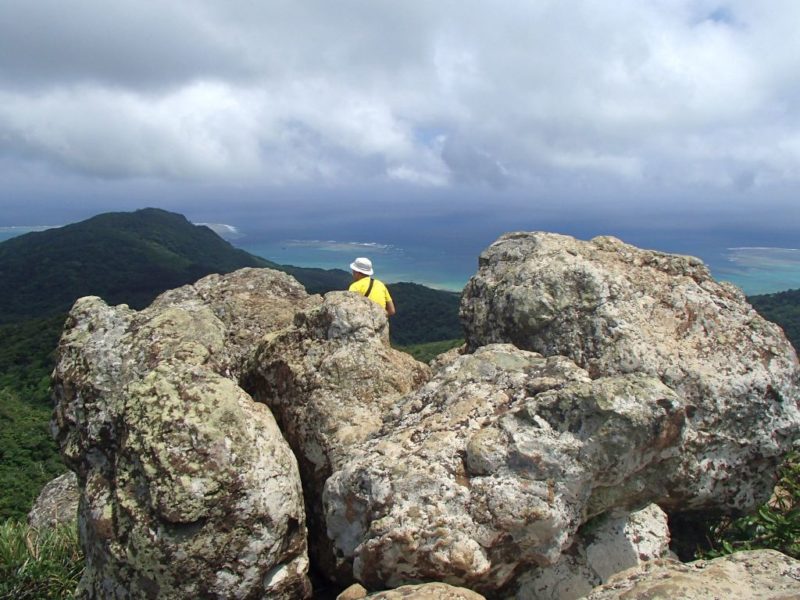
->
(0, 0), (799, 208)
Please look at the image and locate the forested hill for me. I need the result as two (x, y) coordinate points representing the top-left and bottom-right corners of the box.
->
(0, 208), (276, 324)
(748, 288), (800, 352)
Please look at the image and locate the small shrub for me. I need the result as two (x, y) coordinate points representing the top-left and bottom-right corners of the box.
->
(0, 519), (83, 599)
(701, 451), (800, 559)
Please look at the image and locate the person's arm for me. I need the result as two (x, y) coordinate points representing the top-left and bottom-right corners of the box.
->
(385, 300), (396, 316)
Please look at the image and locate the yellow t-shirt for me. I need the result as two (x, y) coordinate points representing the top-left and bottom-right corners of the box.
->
(349, 278), (393, 309)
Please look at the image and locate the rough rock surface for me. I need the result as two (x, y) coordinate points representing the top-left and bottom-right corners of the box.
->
(585, 549), (800, 599)
(324, 344), (685, 594)
(246, 291), (430, 580)
(516, 503), (671, 599)
(27, 471), (80, 530)
(461, 232), (800, 512)
(365, 582), (486, 599)
(51, 268), (315, 599)
(150, 267), (319, 378)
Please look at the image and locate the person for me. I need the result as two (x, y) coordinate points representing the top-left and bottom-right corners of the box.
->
(348, 257), (396, 316)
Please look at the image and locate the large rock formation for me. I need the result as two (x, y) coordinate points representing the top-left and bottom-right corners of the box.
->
(323, 344), (684, 594)
(27, 471), (79, 530)
(461, 232), (800, 512)
(50, 236), (800, 599)
(245, 292), (430, 580)
(585, 549), (800, 599)
(51, 269), (318, 599)
(515, 503), (671, 599)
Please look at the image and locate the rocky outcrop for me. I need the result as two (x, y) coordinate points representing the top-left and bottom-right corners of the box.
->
(27, 471), (79, 530)
(585, 549), (800, 599)
(461, 232), (800, 513)
(51, 269), (317, 599)
(364, 582), (487, 599)
(337, 582), (486, 599)
(324, 344), (684, 595)
(50, 236), (800, 599)
(515, 503), (671, 599)
(245, 292), (430, 580)
(150, 267), (318, 378)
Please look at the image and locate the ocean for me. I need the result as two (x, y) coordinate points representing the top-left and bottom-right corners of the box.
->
(2, 224), (798, 296)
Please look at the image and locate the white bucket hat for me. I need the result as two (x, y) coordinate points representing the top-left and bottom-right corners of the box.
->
(350, 257), (374, 276)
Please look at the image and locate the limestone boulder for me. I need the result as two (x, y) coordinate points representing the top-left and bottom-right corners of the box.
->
(27, 471), (79, 530)
(585, 549), (800, 599)
(150, 267), (320, 378)
(245, 291), (430, 580)
(515, 503), (671, 599)
(461, 232), (800, 512)
(365, 582), (486, 599)
(324, 344), (684, 594)
(51, 268), (314, 599)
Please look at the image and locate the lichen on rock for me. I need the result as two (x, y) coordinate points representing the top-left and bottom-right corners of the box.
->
(245, 291), (430, 583)
(461, 232), (800, 512)
(52, 269), (315, 599)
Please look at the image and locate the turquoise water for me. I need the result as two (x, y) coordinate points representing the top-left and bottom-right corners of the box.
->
(708, 247), (800, 296)
(2, 225), (798, 296)
(238, 239), (800, 296)
(239, 239), (475, 291)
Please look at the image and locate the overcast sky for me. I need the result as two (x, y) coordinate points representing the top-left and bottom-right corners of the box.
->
(1, 1), (798, 278)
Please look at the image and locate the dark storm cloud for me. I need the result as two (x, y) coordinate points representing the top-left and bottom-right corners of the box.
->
(0, 0), (799, 227)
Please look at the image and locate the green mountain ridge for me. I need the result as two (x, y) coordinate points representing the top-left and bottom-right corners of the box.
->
(0, 207), (463, 343)
(0, 208), (275, 323)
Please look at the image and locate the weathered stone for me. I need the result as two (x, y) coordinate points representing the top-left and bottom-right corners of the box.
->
(51, 268), (314, 599)
(515, 503), (671, 599)
(461, 232), (800, 513)
(324, 344), (684, 594)
(150, 267), (320, 378)
(366, 582), (486, 599)
(27, 471), (79, 530)
(246, 291), (430, 581)
(338, 582), (369, 599)
(585, 549), (800, 599)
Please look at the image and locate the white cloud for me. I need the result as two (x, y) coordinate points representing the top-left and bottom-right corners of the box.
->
(0, 0), (799, 199)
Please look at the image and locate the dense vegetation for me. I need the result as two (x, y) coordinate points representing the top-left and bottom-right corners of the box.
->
(0, 317), (67, 520)
(0, 208), (275, 323)
(386, 283), (462, 346)
(748, 288), (800, 351)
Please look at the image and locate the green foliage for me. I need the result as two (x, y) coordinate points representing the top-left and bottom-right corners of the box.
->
(0, 315), (65, 399)
(700, 452), (800, 560)
(748, 288), (800, 352)
(386, 283), (462, 346)
(281, 266), (351, 295)
(0, 208), (273, 323)
(0, 519), (83, 599)
(0, 389), (66, 521)
(397, 339), (464, 364)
